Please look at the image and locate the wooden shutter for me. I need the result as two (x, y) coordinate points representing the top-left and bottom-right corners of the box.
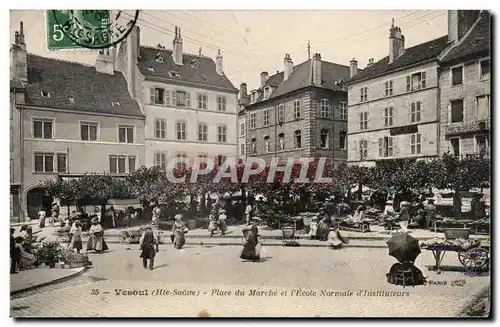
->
(164, 89), (169, 106)
(406, 76), (411, 92)
(421, 72), (426, 88)
(150, 88), (155, 104)
(186, 92), (191, 108)
(171, 90), (177, 106)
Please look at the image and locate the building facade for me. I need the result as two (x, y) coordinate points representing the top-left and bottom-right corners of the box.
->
(438, 11), (490, 158)
(237, 84), (249, 162)
(116, 26), (239, 169)
(10, 23), (145, 221)
(241, 53), (350, 167)
(347, 23), (449, 167)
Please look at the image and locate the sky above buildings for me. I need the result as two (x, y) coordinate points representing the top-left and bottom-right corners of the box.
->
(10, 10), (447, 90)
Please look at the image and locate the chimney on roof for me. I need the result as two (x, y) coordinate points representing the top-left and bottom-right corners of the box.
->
(447, 10), (481, 43)
(312, 53), (322, 85)
(126, 23), (139, 98)
(367, 58), (374, 67)
(216, 49), (223, 75)
(350, 58), (358, 78)
(283, 54), (293, 81)
(95, 48), (115, 75)
(239, 83), (248, 102)
(260, 71), (269, 87)
(389, 19), (405, 64)
(10, 21), (28, 82)
(136, 26), (141, 61)
(172, 26), (183, 65)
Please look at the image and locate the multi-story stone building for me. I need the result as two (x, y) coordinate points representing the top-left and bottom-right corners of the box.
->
(241, 53), (350, 167)
(346, 22), (449, 167)
(116, 26), (239, 169)
(10, 22), (145, 221)
(438, 10), (490, 158)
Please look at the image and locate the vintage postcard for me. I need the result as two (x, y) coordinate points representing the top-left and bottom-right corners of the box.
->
(9, 8), (491, 318)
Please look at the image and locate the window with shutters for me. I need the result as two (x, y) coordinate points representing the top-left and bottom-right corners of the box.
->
(451, 100), (464, 123)
(360, 87), (368, 102)
(176, 91), (191, 107)
(476, 95), (490, 120)
(154, 151), (167, 170)
(151, 88), (165, 105)
(263, 109), (270, 126)
(264, 135), (270, 152)
(278, 104), (285, 123)
(320, 99), (329, 118)
(378, 136), (393, 157)
(109, 155), (133, 174)
(251, 138), (257, 154)
(197, 154), (208, 170)
(384, 107), (394, 127)
(154, 119), (166, 138)
(294, 130), (302, 149)
(217, 124), (227, 143)
(176, 120), (187, 140)
(359, 112), (368, 130)
(217, 96), (227, 111)
(384, 80), (394, 97)
(197, 93), (208, 109)
(320, 129), (329, 148)
(216, 155), (227, 167)
(410, 133), (422, 155)
(410, 102), (422, 123)
(240, 122), (245, 136)
(339, 131), (346, 150)
(359, 139), (368, 160)
(34, 152), (61, 173)
(118, 125), (134, 143)
(198, 123), (208, 142)
(240, 144), (245, 155)
(476, 135), (488, 158)
(250, 113), (256, 129)
(80, 122), (98, 141)
(294, 100), (301, 119)
(406, 72), (426, 92)
(278, 133), (285, 151)
(340, 102), (347, 120)
(175, 152), (188, 170)
(451, 66), (464, 86)
(33, 118), (54, 139)
(480, 59), (490, 80)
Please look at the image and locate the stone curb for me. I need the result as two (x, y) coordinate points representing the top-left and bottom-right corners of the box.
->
(10, 221), (38, 227)
(10, 266), (87, 296)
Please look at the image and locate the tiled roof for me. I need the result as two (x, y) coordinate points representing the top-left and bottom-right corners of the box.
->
(24, 54), (143, 117)
(348, 35), (449, 83)
(442, 11), (491, 63)
(137, 47), (238, 93)
(248, 59), (351, 106)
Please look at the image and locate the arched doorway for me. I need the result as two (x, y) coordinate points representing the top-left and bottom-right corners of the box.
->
(26, 187), (53, 220)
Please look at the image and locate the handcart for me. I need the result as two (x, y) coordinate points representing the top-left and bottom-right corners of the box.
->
(119, 229), (164, 244)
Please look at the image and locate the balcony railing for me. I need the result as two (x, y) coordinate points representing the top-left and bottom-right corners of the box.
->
(445, 118), (490, 136)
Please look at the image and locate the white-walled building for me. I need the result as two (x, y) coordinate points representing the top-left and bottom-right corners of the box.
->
(117, 26), (239, 168)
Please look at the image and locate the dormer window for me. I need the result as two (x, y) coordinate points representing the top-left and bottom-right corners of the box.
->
(263, 86), (271, 100)
(169, 71), (181, 78)
(155, 53), (164, 63)
(251, 91), (258, 104)
(68, 97), (75, 104)
(41, 91), (50, 98)
(190, 59), (199, 68)
(147, 67), (154, 72)
(111, 102), (120, 106)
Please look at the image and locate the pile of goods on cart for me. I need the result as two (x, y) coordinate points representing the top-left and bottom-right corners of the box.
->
(420, 237), (481, 250)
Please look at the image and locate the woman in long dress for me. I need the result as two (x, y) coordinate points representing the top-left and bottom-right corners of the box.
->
(309, 217), (318, 240)
(15, 237), (37, 270)
(70, 220), (83, 253)
(172, 214), (187, 250)
(208, 210), (218, 236)
(240, 223), (260, 261)
(218, 209), (227, 236)
(87, 217), (109, 254)
(316, 210), (330, 241)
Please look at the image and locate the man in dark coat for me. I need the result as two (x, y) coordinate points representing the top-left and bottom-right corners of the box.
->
(139, 226), (158, 270)
(10, 228), (21, 274)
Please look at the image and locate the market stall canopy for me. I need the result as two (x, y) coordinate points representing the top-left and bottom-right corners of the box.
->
(107, 198), (142, 210)
(387, 233), (421, 263)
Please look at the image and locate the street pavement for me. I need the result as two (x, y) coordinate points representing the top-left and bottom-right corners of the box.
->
(11, 242), (490, 317)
